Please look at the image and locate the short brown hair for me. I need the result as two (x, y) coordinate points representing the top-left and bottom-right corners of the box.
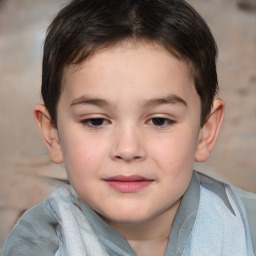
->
(42, 0), (218, 126)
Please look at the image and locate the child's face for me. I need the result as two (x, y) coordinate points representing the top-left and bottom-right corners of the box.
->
(56, 43), (202, 223)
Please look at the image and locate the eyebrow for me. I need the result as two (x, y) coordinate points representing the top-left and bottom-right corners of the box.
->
(141, 94), (187, 108)
(70, 96), (109, 107)
(70, 94), (187, 108)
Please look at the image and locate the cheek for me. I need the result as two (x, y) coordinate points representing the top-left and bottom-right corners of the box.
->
(152, 128), (198, 173)
(60, 135), (106, 180)
(155, 132), (196, 198)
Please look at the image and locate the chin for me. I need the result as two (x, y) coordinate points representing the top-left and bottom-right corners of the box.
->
(101, 209), (155, 225)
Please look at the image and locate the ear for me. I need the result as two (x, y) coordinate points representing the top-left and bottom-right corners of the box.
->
(195, 99), (225, 162)
(34, 104), (63, 164)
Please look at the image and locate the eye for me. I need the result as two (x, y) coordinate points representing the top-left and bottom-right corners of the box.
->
(81, 118), (109, 128)
(148, 117), (174, 127)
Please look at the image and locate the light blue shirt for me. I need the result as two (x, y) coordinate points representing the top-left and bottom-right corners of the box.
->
(1, 172), (255, 255)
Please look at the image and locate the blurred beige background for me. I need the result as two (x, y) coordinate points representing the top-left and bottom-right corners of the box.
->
(0, 0), (256, 249)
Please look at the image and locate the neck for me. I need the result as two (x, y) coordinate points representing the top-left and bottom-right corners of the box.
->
(104, 199), (181, 256)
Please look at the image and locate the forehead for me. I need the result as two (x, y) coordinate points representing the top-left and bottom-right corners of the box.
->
(61, 42), (199, 107)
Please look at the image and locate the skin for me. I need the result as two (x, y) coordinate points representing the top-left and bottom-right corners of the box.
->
(35, 42), (224, 256)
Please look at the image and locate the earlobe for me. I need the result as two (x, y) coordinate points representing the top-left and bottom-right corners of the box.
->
(195, 99), (225, 162)
(34, 104), (63, 164)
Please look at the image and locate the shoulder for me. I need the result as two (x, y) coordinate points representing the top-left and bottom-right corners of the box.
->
(196, 171), (256, 217)
(233, 186), (256, 248)
(233, 185), (256, 214)
(196, 171), (256, 253)
(1, 199), (59, 256)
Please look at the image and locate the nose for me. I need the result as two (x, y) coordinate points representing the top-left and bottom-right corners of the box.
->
(110, 124), (146, 162)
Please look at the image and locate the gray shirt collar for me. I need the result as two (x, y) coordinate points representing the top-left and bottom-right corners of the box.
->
(166, 171), (200, 255)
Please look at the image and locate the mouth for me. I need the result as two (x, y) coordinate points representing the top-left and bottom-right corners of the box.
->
(104, 175), (154, 193)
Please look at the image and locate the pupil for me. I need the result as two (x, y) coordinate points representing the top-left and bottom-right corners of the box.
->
(91, 118), (103, 126)
(153, 118), (165, 126)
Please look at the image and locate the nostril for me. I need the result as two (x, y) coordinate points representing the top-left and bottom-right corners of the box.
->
(114, 154), (144, 163)
(110, 131), (147, 161)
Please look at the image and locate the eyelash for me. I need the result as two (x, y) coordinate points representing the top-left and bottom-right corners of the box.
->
(81, 117), (175, 129)
(81, 118), (110, 129)
(147, 117), (175, 127)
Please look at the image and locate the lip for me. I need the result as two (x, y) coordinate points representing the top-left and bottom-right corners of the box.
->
(104, 175), (154, 193)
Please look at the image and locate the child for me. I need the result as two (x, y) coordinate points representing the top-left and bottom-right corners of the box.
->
(2, 0), (256, 255)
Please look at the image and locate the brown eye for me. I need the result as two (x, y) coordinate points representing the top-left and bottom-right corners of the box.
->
(152, 117), (166, 126)
(81, 118), (109, 127)
(147, 117), (175, 127)
(89, 118), (105, 126)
